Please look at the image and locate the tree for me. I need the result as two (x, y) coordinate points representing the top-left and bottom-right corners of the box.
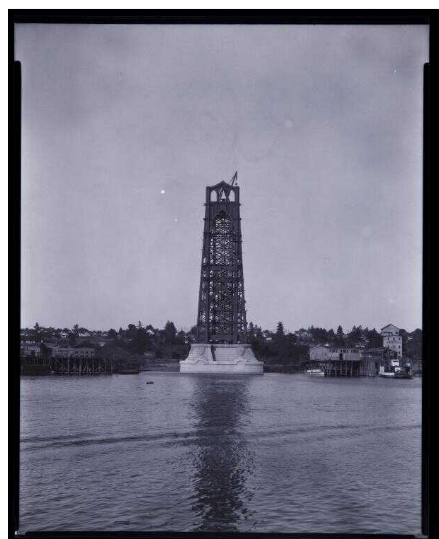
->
(41, 342), (51, 358)
(127, 324), (137, 338)
(286, 332), (298, 346)
(175, 330), (186, 345)
(347, 325), (363, 346)
(129, 327), (151, 354)
(189, 326), (197, 339)
(309, 326), (329, 344)
(255, 325), (263, 340)
(33, 323), (41, 339)
(108, 328), (117, 340)
(407, 329), (422, 360)
(335, 325), (345, 346)
(399, 329), (408, 357)
(366, 328), (381, 349)
(263, 329), (274, 341)
(164, 321), (177, 345)
(100, 343), (130, 361)
(75, 339), (93, 348)
(275, 321), (285, 338)
(248, 322), (255, 340)
(273, 322), (294, 361)
(73, 324), (79, 335)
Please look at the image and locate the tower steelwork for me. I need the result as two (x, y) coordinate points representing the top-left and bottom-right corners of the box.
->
(180, 173), (263, 374)
(196, 176), (246, 344)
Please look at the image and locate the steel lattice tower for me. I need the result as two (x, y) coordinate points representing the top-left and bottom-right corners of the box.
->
(196, 174), (247, 344)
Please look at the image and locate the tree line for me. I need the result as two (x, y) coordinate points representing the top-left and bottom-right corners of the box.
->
(23, 321), (423, 363)
(247, 322), (423, 366)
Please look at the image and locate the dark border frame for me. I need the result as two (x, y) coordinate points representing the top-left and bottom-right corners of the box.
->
(9, 9), (436, 539)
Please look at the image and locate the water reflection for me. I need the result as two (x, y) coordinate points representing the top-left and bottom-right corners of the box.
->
(190, 375), (255, 532)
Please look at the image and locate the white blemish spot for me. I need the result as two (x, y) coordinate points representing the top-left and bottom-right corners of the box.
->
(284, 119), (293, 129)
(161, 190), (166, 194)
(362, 226), (372, 238)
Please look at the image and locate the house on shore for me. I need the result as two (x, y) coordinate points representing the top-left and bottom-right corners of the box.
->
(309, 344), (398, 377)
(46, 345), (95, 359)
(20, 340), (42, 358)
(310, 345), (363, 362)
(381, 324), (403, 359)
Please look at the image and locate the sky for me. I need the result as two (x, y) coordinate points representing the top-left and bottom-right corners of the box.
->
(16, 24), (428, 333)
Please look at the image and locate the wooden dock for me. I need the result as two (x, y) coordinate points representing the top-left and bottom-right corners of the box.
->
(312, 356), (379, 377)
(20, 356), (140, 376)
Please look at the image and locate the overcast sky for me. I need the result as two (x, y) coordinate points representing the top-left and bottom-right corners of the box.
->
(16, 24), (428, 333)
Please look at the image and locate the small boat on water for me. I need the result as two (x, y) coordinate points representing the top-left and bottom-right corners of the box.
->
(378, 368), (395, 378)
(378, 364), (413, 379)
(394, 363), (414, 379)
(146, 381), (154, 384)
(305, 368), (325, 376)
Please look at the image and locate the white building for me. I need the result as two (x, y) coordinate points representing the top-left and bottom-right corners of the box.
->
(309, 345), (363, 362)
(381, 324), (402, 359)
(48, 346), (95, 358)
(328, 347), (363, 361)
(309, 344), (330, 361)
(20, 341), (42, 357)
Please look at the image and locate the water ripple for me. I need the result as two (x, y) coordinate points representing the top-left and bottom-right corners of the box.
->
(19, 373), (422, 534)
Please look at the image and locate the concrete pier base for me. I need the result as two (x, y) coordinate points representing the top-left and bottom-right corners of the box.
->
(180, 343), (264, 374)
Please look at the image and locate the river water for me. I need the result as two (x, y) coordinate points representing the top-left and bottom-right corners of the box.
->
(19, 373), (422, 534)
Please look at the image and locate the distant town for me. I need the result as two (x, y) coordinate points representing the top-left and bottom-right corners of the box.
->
(20, 321), (423, 375)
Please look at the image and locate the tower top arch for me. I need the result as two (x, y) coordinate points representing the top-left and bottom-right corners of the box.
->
(206, 180), (239, 205)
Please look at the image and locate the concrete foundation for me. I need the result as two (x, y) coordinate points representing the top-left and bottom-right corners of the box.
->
(179, 343), (264, 374)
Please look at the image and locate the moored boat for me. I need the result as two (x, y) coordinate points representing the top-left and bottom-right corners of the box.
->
(378, 364), (413, 379)
(394, 363), (413, 379)
(305, 368), (325, 376)
(378, 369), (395, 378)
